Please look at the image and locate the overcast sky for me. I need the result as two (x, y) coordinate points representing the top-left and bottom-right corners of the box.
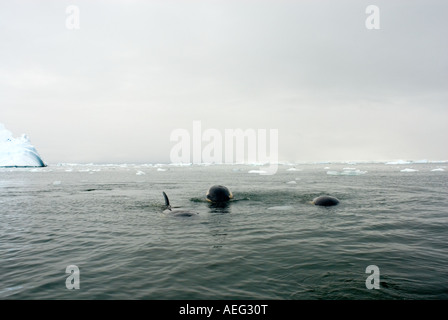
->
(1, 0), (447, 164)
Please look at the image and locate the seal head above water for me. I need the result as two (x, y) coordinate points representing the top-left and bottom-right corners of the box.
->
(206, 185), (233, 203)
(312, 196), (340, 207)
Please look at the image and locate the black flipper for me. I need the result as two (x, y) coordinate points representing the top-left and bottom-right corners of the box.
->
(162, 191), (172, 211)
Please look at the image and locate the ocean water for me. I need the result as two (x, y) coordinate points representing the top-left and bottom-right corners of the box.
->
(1, 162), (447, 300)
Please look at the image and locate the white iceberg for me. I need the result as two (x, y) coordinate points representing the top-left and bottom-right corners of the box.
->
(431, 168), (445, 172)
(0, 123), (46, 167)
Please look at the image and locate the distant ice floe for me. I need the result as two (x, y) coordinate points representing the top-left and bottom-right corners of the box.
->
(157, 168), (167, 172)
(400, 168), (418, 172)
(248, 170), (267, 174)
(286, 167), (301, 171)
(0, 123), (46, 167)
(268, 206), (294, 211)
(431, 168), (445, 172)
(286, 181), (297, 184)
(327, 168), (367, 176)
(166, 162), (191, 167)
(136, 171), (146, 175)
(386, 160), (412, 165)
(385, 159), (447, 165)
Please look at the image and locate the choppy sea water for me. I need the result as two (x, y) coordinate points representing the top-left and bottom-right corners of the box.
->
(1, 163), (447, 300)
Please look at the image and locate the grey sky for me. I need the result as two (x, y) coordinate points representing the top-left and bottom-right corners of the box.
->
(1, 0), (447, 164)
